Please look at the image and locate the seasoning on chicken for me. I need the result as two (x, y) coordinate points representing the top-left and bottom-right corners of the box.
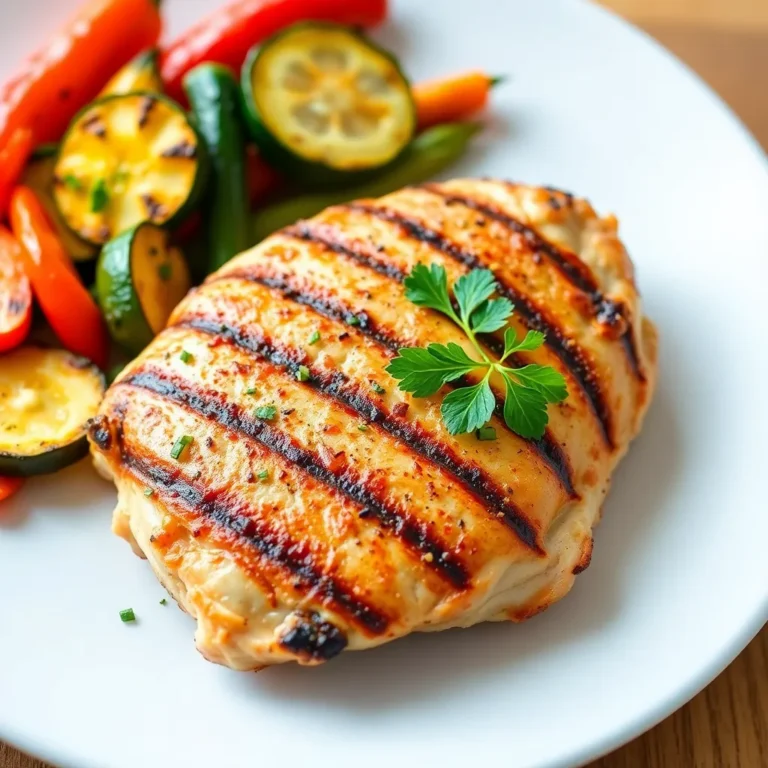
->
(89, 179), (658, 670)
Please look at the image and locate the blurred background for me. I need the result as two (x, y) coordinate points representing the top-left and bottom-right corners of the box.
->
(1, 1), (765, 767)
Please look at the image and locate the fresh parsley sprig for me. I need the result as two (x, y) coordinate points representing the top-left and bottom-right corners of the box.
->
(385, 264), (567, 438)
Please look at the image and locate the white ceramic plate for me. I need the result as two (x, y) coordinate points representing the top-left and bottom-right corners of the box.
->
(1, 1), (767, 767)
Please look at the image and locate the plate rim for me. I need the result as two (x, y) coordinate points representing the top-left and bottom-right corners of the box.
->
(1, 1), (767, 767)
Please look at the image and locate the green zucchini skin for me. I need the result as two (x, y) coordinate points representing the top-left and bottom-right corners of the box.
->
(0, 349), (105, 477)
(0, 439), (90, 477)
(97, 222), (191, 355)
(53, 92), (210, 246)
(240, 22), (415, 188)
(97, 226), (153, 354)
(184, 64), (250, 275)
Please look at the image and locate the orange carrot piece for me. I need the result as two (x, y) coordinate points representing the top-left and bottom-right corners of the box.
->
(0, 127), (34, 218)
(413, 71), (500, 130)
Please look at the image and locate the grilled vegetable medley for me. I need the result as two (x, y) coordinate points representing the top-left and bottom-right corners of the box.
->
(0, 0), (504, 498)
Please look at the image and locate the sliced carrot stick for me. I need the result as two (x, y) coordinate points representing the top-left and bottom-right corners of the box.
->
(0, 127), (34, 218)
(413, 71), (502, 130)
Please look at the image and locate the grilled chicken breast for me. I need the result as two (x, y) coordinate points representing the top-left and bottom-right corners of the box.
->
(89, 180), (658, 670)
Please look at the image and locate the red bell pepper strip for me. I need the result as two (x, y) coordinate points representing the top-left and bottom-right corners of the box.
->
(0, 225), (32, 353)
(0, 127), (34, 218)
(160, 0), (388, 102)
(246, 146), (283, 207)
(0, 476), (24, 503)
(10, 187), (109, 369)
(0, 0), (162, 155)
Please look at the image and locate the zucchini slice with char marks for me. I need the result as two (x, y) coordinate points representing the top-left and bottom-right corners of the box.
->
(21, 152), (97, 262)
(100, 48), (163, 97)
(0, 347), (105, 476)
(242, 22), (415, 183)
(97, 222), (191, 354)
(53, 93), (207, 246)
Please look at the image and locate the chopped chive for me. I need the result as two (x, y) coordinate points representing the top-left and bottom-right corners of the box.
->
(157, 263), (172, 281)
(296, 365), (311, 382)
(113, 168), (130, 185)
(159, 598), (167, 606)
(476, 426), (497, 441)
(89, 178), (109, 213)
(254, 405), (277, 420)
(179, 350), (193, 364)
(63, 173), (83, 191)
(143, 488), (154, 497)
(346, 315), (361, 327)
(257, 469), (269, 481)
(119, 608), (136, 623)
(170, 434), (193, 460)
(308, 330), (321, 345)
(245, 386), (257, 395)
(357, 424), (369, 432)
(371, 382), (386, 395)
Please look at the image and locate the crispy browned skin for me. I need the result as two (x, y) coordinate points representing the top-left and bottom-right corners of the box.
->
(90, 180), (658, 669)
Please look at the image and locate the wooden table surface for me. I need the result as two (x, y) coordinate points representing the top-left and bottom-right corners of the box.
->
(2, 0), (766, 766)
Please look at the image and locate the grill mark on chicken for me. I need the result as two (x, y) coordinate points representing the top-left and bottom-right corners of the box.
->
(173, 311), (545, 553)
(209, 264), (576, 498)
(285, 223), (408, 282)
(419, 183), (646, 382)
(279, 611), (348, 661)
(112, 438), (389, 636)
(120, 367), (471, 588)
(338, 201), (615, 449)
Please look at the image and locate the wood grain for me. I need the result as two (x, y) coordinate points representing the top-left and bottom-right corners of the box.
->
(2, 0), (766, 766)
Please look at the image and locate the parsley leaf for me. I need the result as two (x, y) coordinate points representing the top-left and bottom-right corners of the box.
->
(507, 364), (568, 402)
(403, 263), (455, 317)
(385, 343), (480, 397)
(454, 269), (497, 319)
(503, 327), (546, 357)
(502, 372), (549, 438)
(441, 377), (495, 435)
(386, 264), (569, 439)
(470, 298), (514, 334)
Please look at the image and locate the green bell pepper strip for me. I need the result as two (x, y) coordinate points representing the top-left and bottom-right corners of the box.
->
(250, 122), (481, 243)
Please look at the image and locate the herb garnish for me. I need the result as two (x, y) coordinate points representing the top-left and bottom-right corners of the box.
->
(254, 405), (277, 420)
(308, 330), (321, 345)
(170, 434), (193, 460)
(385, 264), (567, 438)
(89, 178), (109, 213)
(119, 608), (136, 623)
(179, 350), (193, 364)
(62, 173), (83, 191)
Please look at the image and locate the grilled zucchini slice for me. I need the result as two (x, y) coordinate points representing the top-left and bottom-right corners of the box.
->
(97, 222), (191, 354)
(53, 93), (207, 245)
(0, 347), (105, 477)
(100, 48), (163, 96)
(242, 22), (415, 182)
(21, 153), (97, 262)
